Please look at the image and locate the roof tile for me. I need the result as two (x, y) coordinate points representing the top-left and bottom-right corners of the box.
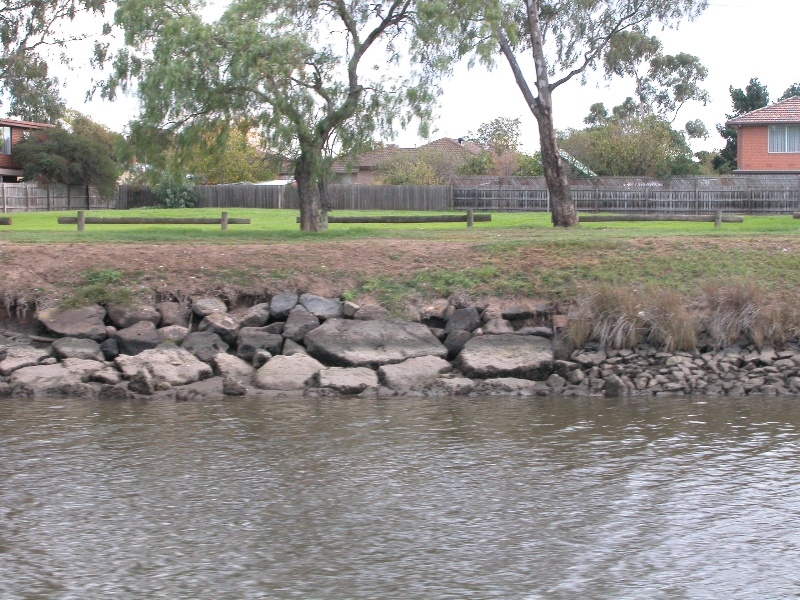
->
(727, 96), (800, 125)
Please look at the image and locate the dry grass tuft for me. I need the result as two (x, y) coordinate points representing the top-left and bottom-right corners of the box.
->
(638, 288), (697, 352)
(569, 286), (644, 350)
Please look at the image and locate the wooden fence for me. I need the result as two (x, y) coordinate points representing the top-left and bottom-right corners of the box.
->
(7, 176), (800, 215)
(0, 183), (113, 212)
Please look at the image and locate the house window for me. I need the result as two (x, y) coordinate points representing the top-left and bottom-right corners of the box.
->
(768, 124), (800, 153)
(1, 127), (10, 155)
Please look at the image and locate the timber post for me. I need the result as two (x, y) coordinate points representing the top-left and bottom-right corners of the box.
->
(77, 210), (85, 231)
(221, 211), (228, 231)
(467, 209), (474, 227)
(714, 210), (722, 228)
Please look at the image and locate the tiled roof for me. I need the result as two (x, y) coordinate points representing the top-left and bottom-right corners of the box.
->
(727, 96), (800, 125)
(0, 117), (53, 128)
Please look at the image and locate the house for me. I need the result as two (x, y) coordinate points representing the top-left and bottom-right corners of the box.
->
(726, 96), (800, 173)
(0, 118), (54, 182)
(332, 137), (484, 184)
(279, 137), (485, 184)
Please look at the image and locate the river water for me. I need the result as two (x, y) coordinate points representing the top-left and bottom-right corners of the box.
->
(2, 395), (800, 599)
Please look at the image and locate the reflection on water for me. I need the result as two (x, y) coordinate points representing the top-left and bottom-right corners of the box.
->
(1, 395), (800, 599)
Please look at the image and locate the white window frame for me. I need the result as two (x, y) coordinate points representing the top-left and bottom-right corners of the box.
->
(768, 124), (800, 153)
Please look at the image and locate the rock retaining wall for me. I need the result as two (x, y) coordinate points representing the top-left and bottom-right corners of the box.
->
(2, 292), (800, 401)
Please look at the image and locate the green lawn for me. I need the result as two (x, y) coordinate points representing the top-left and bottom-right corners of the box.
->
(1, 208), (799, 243)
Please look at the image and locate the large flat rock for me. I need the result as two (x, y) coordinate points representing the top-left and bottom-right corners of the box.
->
(36, 305), (107, 342)
(304, 318), (447, 368)
(253, 354), (324, 390)
(455, 334), (554, 380)
(115, 344), (213, 386)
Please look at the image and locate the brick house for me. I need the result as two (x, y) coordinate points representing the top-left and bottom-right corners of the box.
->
(0, 118), (53, 182)
(726, 96), (800, 173)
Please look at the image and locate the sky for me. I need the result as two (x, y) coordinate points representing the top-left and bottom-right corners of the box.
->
(51, 0), (800, 156)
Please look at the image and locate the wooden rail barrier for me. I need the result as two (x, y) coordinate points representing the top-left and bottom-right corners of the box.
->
(295, 210), (490, 227)
(58, 211), (249, 230)
(579, 211), (743, 227)
(0, 217), (11, 225)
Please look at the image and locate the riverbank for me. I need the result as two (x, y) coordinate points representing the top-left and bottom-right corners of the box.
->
(2, 291), (799, 401)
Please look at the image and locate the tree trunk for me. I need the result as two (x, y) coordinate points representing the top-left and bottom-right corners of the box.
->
(318, 178), (329, 230)
(295, 151), (322, 232)
(535, 106), (577, 227)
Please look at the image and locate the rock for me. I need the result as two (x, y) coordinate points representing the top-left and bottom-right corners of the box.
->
(181, 331), (229, 363)
(253, 354), (324, 390)
(444, 329), (472, 360)
(603, 374), (628, 397)
(37, 305), (107, 342)
(354, 304), (390, 321)
(759, 346), (777, 366)
(420, 299), (451, 321)
(198, 312), (241, 345)
(416, 377), (475, 396)
(9, 363), (87, 395)
(316, 367), (379, 394)
(546, 373), (567, 388)
(300, 293), (343, 320)
(252, 349), (272, 368)
(304, 318), (447, 368)
(212, 353), (254, 379)
(445, 307), (481, 333)
(575, 350), (608, 368)
(222, 377), (247, 396)
(456, 334), (553, 380)
(107, 303), (161, 329)
(89, 367), (122, 385)
(157, 301), (191, 327)
(516, 326), (554, 339)
(281, 339), (307, 356)
(240, 303), (272, 328)
(236, 328), (284, 362)
(128, 369), (156, 395)
(283, 306), (320, 342)
(501, 304), (536, 320)
(115, 344), (213, 386)
(471, 377), (541, 396)
(0, 346), (51, 375)
(50, 337), (104, 361)
(112, 321), (161, 356)
(100, 338), (120, 360)
(482, 318), (515, 335)
(192, 297), (228, 316)
(157, 325), (190, 344)
(378, 356), (452, 392)
(269, 291), (298, 320)
(342, 301), (360, 318)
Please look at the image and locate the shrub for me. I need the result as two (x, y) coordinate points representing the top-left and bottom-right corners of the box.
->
(153, 178), (198, 208)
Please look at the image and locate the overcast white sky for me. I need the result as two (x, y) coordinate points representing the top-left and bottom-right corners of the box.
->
(54, 0), (800, 155)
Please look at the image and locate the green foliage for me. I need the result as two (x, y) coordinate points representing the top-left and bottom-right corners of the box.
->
(779, 83), (800, 102)
(62, 268), (134, 308)
(457, 151), (496, 176)
(13, 125), (121, 195)
(1, 0), (106, 121)
(559, 112), (698, 177)
(377, 148), (463, 184)
(466, 117), (521, 154)
(715, 78), (769, 173)
(153, 178), (198, 209)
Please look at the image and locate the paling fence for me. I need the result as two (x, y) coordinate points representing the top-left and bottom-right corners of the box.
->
(0, 183), (114, 212)
(452, 175), (800, 214)
(6, 176), (800, 214)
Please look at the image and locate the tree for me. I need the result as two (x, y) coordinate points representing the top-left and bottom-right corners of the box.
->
(13, 124), (121, 195)
(1, 0), (107, 121)
(467, 117), (521, 154)
(715, 78), (769, 173)
(422, 0), (708, 226)
(779, 83), (800, 102)
(376, 148), (461, 184)
(560, 109), (698, 177)
(103, 0), (440, 231)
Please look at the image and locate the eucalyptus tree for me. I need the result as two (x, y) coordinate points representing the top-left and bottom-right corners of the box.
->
(102, 0), (440, 231)
(1, 0), (106, 121)
(421, 0), (708, 226)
